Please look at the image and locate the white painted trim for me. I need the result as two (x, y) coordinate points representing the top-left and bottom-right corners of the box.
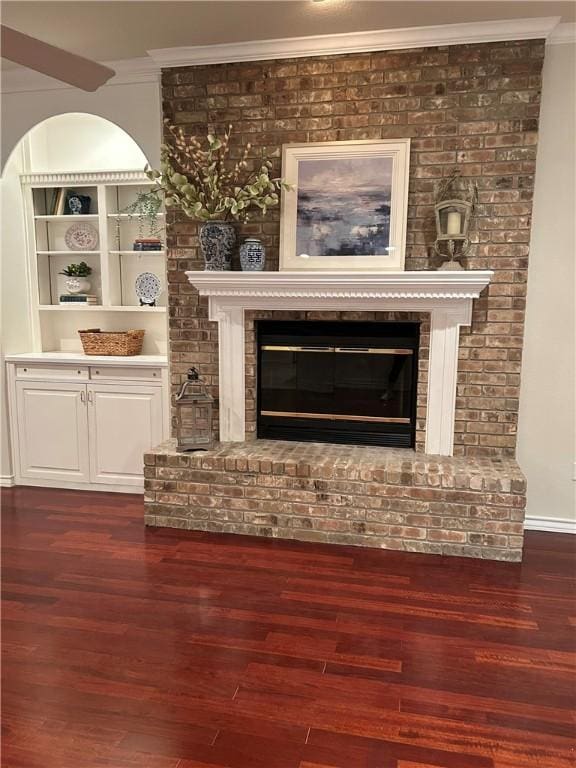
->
(524, 517), (576, 534)
(148, 17), (560, 68)
(548, 22), (576, 45)
(186, 270), (493, 299)
(5, 478), (144, 494)
(185, 270), (492, 455)
(20, 170), (151, 187)
(0, 475), (15, 488)
(5, 352), (168, 368)
(2, 57), (159, 94)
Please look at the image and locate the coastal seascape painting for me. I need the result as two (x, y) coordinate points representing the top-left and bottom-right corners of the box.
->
(280, 139), (410, 272)
(296, 156), (393, 258)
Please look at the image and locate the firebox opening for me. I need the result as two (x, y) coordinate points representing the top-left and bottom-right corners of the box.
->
(257, 320), (419, 448)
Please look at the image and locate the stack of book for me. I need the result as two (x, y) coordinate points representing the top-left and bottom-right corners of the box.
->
(59, 295), (99, 306)
(133, 238), (163, 251)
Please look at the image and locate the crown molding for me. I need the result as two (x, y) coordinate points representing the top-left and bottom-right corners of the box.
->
(20, 170), (151, 186)
(548, 22), (576, 45)
(2, 57), (159, 95)
(2, 16), (564, 96)
(148, 16), (561, 68)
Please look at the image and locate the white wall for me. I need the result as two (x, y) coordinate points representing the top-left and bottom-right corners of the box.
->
(1, 143), (33, 482)
(1, 79), (161, 171)
(0, 78), (161, 484)
(28, 113), (147, 171)
(518, 42), (576, 530)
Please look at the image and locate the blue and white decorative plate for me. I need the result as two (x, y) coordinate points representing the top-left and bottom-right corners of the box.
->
(135, 272), (162, 306)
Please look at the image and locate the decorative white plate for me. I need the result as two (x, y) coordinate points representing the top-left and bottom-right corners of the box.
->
(135, 272), (162, 305)
(65, 222), (99, 251)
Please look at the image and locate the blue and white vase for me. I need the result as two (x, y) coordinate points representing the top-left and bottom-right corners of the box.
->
(199, 221), (236, 271)
(239, 237), (266, 272)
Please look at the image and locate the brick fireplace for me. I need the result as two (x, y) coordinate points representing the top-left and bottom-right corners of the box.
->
(144, 38), (543, 561)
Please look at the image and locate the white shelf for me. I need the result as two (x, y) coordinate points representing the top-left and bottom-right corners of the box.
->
(109, 213), (165, 219)
(34, 214), (99, 221)
(22, 169), (168, 357)
(36, 250), (100, 256)
(109, 250), (165, 256)
(38, 305), (166, 313)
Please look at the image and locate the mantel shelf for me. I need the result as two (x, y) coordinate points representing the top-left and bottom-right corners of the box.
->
(186, 270), (493, 300)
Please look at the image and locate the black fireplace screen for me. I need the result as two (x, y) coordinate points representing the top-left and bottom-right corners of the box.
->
(257, 321), (419, 448)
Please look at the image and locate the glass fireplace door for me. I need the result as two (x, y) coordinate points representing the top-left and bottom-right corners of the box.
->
(257, 321), (419, 448)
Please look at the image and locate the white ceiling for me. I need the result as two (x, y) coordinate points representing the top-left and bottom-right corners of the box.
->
(2, 1), (575, 68)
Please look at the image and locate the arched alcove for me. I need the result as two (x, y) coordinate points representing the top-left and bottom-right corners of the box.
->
(1, 112), (166, 481)
(24, 113), (148, 173)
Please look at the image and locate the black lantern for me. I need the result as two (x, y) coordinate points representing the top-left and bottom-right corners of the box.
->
(174, 368), (214, 452)
(433, 171), (477, 270)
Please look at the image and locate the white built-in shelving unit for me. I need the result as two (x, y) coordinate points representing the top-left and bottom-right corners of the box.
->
(6, 170), (170, 492)
(21, 170), (168, 356)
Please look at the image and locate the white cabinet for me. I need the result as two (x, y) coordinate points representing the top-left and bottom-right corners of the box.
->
(7, 358), (168, 492)
(87, 383), (162, 486)
(15, 380), (90, 482)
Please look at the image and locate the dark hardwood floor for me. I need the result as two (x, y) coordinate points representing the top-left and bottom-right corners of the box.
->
(1, 486), (575, 768)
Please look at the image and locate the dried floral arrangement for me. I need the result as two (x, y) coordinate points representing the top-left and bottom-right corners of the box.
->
(146, 122), (290, 222)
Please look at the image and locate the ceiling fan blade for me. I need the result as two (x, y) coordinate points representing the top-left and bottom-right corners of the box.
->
(1, 25), (115, 91)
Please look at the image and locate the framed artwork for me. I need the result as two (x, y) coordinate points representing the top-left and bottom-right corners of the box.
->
(279, 139), (410, 272)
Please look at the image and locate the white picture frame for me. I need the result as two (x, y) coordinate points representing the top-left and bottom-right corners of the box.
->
(279, 139), (411, 272)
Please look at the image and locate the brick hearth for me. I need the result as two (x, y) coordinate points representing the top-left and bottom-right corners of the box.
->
(144, 440), (526, 561)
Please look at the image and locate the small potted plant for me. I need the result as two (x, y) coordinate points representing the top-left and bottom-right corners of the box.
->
(59, 261), (92, 294)
(146, 122), (290, 270)
(116, 190), (164, 251)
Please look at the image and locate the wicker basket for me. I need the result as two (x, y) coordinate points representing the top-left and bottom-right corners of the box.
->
(78, 329), (145, 356)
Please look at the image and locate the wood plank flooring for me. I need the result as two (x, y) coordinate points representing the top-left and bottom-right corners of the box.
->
(2, 486), (575, 768)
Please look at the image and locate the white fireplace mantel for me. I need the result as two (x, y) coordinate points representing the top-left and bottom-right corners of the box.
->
(185, 270), (493, 456)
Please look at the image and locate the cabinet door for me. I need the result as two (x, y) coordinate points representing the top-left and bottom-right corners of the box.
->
(15, 381), (90, 482)
(87, 383), (162, 486)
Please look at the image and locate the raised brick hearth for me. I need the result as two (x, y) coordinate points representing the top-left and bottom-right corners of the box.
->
(144, 440), (526, 561)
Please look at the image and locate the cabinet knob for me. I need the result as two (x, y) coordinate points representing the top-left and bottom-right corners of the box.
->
(77, 370), (81, 375)
(153, 372), (157, 377)
(95, 370), (99, 375)
(23, 368), (27, 372)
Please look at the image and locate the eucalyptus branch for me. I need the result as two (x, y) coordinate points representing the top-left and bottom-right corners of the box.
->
(146, 123), (291, 223)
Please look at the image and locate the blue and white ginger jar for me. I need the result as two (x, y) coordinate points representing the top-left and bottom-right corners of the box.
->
(239, 237), (266, 272)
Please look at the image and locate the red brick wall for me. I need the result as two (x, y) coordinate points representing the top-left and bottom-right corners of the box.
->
(162, 39), (544, 457)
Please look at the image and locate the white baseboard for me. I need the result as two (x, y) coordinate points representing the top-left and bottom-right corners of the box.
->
(0, 474), (15, 488)
(11, 478), (143, 494)
(524, 516), (576, 534)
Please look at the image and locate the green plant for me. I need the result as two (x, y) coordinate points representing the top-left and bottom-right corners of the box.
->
(117, 190), (164, 240)
(59, 262), (92, 277)
(146, 122), (291, 222)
